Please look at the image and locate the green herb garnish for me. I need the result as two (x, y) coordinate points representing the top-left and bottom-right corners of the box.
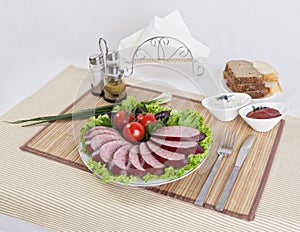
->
(252, 106), (268, 111)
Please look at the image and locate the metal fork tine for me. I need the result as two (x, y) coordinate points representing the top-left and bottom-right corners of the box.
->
(224, 129), (231, 148)
(230, 131), (236, 149)
(219, 128), (227, 148)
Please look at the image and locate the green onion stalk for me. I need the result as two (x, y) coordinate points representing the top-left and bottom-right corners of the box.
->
(8, 92), (172, 127)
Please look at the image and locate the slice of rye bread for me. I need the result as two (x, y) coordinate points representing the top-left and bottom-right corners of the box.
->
(224, 71), (265, 92)
(225, 60), (263, 84)
(224, 71), (267, 98)
(243, 89), (267, 99)
(226, 79), (265, 93)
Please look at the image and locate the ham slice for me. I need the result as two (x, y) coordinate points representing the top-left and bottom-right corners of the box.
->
(146, 141), (188, 168)
(139, 142), (165, 175)
(150, 136), (198, 155)
(92, 140), (131, 164)
(109, 144), (133, 175)
(151, 125), (205, 141)
(127, 145), (146, 177)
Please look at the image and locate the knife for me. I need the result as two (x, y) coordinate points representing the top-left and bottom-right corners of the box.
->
(215, 134), (256, 212)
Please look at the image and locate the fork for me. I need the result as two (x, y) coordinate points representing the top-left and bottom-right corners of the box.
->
(194, 128), (236, 206)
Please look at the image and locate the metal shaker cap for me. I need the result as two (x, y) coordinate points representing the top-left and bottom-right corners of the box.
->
(106, 66), (124, 79)
(107, 50), (119, 62)
(89, 54), (104, 65)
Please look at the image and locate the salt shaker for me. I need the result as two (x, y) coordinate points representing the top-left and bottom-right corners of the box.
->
(89, 53), (104, 96)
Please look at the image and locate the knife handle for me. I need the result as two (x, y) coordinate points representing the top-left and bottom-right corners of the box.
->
(195, 158), (222, 206)
(215, 166), (239, 212)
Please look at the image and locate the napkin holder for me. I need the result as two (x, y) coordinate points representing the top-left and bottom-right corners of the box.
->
(121, 36), (206, 78)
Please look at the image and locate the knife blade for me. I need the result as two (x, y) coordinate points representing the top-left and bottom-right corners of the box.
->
(215, 134), (256, 212)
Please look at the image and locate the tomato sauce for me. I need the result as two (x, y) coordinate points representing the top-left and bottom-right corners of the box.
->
(246, 107), (281, 119)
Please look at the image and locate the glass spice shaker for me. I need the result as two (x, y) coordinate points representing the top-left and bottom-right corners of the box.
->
(88, 53), (104, 96)
(106, 49), (120, 68)
(103, 49), (127, 102)
(103, 66), (127, 103)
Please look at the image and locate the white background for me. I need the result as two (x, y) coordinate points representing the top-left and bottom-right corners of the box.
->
(1, 0), (300, 118)
(1, 1), (300, 230)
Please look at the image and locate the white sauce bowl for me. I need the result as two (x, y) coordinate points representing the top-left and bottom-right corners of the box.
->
(202, 93), (251, 121)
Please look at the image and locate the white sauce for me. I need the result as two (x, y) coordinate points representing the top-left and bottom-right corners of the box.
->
(208, 95), (242, 109)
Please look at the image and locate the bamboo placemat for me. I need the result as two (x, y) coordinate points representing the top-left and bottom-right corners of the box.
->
(20, 85), (284, 221)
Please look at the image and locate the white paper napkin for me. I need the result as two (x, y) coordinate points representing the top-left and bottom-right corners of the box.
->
(118, 9), (210, 59)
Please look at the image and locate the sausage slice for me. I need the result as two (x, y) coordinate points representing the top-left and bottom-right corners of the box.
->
(146, 141), (188, 168)
(139, 142), (165, 175)
(150, 126), (205, 141)
(150, 136), (198, 155)
(127, 145), (146, 177)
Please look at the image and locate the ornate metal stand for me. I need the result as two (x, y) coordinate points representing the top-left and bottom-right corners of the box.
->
(123, 36), (205, 77)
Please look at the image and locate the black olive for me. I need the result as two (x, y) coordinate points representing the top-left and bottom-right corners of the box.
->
(218, 95), (228, 100)
(155, 111), (170, 122)
(134, 105), (147, 115)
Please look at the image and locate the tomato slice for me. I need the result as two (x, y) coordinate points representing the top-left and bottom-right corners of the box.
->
(114, 110), (134, 130)
(123, 122), (145, 143)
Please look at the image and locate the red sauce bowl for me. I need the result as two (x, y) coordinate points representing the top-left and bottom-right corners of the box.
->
(239, 102), (288, 132)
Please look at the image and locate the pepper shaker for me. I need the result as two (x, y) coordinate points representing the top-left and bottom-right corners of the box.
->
(103, 49), (127, 102)
(103, 66), (127, 103)
(106, 49), (120, 68)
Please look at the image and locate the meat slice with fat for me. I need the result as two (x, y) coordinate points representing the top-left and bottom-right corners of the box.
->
(85, 133), (124, 153)
(85, 126), (120, 141)
(127, 145), (146, 177)
(92, 140), (131, 164)
(139, 142), (165, 175)
(150, 125), (205, 141)
(146, 141), (188, 168)
(109, 144), (133, 175)
(86, 126), (116, 136)
(150, 136), (198, 155)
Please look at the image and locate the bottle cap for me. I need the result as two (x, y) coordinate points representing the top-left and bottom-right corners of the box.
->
(89, 54), (104, 65)
(107, 50), (119, 63)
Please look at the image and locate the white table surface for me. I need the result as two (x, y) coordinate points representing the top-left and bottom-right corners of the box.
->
(1, 0), (300, 231)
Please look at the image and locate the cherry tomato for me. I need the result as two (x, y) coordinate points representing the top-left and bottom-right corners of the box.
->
(136, 114), (144, 122)
(123, 122), (145, 143)
(137, 113), (157, 128)
(114, 110), (134, 130)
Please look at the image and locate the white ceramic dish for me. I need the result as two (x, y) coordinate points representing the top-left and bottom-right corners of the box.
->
(202, 93), (251, 121)
(78, 143), (206, 187)
(220, 78), (276, 102)
(239, 102), (288, 132)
